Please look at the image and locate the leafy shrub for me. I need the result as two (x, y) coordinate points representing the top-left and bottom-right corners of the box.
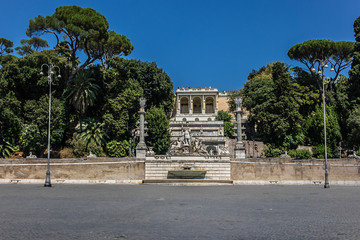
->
(312, 144), (333, 159)
(0, 139), (16, 158)
(288, 149), (312, 159)
(20, 124), (43, 156)
(87, 143), (105, 157)
(106, 140), (129, 157)
(357, 149), (360, 156)
(264, 144), (282, 157)
(68, 133), (87, 157)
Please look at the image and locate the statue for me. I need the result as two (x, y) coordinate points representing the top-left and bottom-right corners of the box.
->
(26, 151), (37, 159)
(182, 128), (191, 145)
(87, 151), (97, 158)
(147, 147), (155, 156)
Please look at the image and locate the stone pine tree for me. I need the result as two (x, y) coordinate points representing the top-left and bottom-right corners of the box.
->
(288, 39), (354, 91)
(0, 38), (13, 55)
(145, 106), (171, 154)
(26, 5), (133, 83)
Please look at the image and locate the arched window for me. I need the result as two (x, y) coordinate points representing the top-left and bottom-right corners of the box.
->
(193, 97), (202, 114)
(205, 97), (214, 113)
(180, 97), (189, 114)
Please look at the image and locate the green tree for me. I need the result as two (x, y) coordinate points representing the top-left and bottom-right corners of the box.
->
(303, 104), (341, 151)
(15, 37), (49, 56)
(216, 110), (235, 138)
(347, 106), (360, 149)
(102, 57), (174, 141)
(106, 140), (129, 157)
(0, 38), (13, 55)
(0, 91), (22, 145)
(80, 119), (108, 154)
(349, 16), (360, 105)
(145, 106), (171, 154)
(243, 62), (302, 147)
(67, 70), (100, 132)
(288, 39), (354, 91)
(105, 57), (174, 113)
(22, 95), (66, 156)
(26, 5), (133, 83)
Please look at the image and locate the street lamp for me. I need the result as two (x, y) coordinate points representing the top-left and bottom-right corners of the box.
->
(40, 63), (61, 187)
(311, 59), (334, 189)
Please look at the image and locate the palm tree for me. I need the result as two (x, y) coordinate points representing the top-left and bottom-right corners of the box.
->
(67, 71), (100, 132)
(80, 119), (108, 150)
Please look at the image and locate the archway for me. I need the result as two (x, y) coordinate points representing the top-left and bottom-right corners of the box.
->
(193, 97), (202, 114)
(205, 97), (215, 114)
(180, 97), (189, 114)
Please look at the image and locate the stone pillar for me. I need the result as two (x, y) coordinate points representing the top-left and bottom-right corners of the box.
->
(190, 97), (193, 114)
(136, 98), (147, 158)
(202, 95), (205, 114)
(234, 97), (245, 159)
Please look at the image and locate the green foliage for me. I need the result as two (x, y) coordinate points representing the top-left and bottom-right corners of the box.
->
(68, 133), (87, 158)
(356, 149), (360, 156)
(105, 57), (174, 113)
(264, 144), (282, 157)
(288, 39), (353, 91)
(26, 5), (133, 82)
(312, 144), (334, 159)
(15, 37), (49, 56)
(20, 124), (43, 155)
(67, 70), (100, 131)
(349, 16), (360, 105)
(0, 38), (13, 55)
(106, 140), (129, 157)
(347, 106), (360, 148)
(303, 104), (341, 151)
(216, 110), (235, 138)
(0, 91), (22, 144)
(80, 118), (108, 150)
(21, 95), (66, 155)
(145, 106), (171, 154)
(288, 149), (312, 159)
(282, 129), (305, 150)
(103, 86), (142, 140)
(0, 139), (16, 158)
(243, 62), (302, 147)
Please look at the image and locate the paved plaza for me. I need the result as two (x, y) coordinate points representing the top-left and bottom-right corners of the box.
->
(0, 184), (359, 240)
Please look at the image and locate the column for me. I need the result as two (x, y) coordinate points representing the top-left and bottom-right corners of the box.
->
(234, 97), (245, 159)
(136, 98), (147, 158)
(202, 95), (205, 114)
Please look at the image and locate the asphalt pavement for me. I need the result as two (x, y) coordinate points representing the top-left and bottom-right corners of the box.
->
(0, 184), (359, 240)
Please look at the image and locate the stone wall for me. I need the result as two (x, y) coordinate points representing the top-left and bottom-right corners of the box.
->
(1, 157), (360, 184)
(231, 158), (360, 182)
(0, 158), (144, 183)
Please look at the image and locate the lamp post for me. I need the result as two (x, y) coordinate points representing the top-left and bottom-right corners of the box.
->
(40, 63), (61, 187)
(311, 59), (334, 189)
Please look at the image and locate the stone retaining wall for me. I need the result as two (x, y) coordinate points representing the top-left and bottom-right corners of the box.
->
(1, 157), (359, 184)
(231, 158), (360, 181)
(0, 158), (145, 182)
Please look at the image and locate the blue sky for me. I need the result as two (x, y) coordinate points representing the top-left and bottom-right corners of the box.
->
(1, 0), (359, 91)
